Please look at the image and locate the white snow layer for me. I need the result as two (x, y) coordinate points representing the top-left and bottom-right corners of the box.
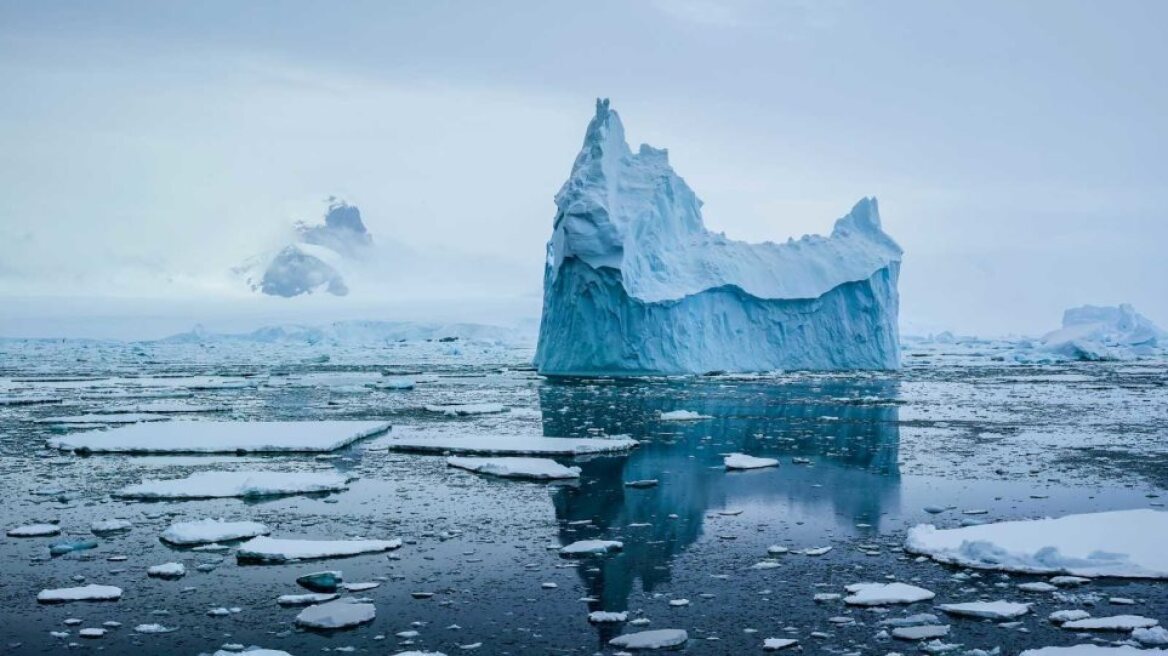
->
(236, 536), (402, 563)
(48, 420), (391, 453)
(116, 470), (351, 499)
(906, 509), (1168, 578)
(534, 98), (902, 374)
(446, 456), (581, 480)
(160, 519), (271, 545)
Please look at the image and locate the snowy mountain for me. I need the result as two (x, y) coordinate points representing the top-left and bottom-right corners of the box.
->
(237, 199), (372, 298)
(534, 99), (903, 375)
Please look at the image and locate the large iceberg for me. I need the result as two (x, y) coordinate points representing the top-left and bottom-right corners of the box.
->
(534, 99), (903, 375)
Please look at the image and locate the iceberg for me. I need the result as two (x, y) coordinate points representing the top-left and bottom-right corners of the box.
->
(534, 99), (902, 375)
(1041, 304), (1167, 361)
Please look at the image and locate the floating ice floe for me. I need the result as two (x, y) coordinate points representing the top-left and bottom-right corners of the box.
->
(160, 519), (270, 546)
(133, 623), (177, 634)
(1021, 647), (1161, 656)
(381, 430), (638, 456)
(1048, 609), (1092, 623)
(0, 395), (62, 406)
(1061, 615), (1159, 631)
(891, 625), (950, 640)
(659, 410), (711, 421)
(374, 377), (416, 390)
(7, 523), (61, 537)
(608, 628), (689, 650)
(90, 519), (132, 535)
(116, 470), (352, 499)
(78, 628), (106, 638)
(905, 509), (1168, 578)
(37, 584), (122, 603)
(589, 611), (628, 623)
(147, 562), (186, 579)
(297, 571), (342, 592)
(724, 453), (779, 470)
(844, 582), (935, 606)
(1133, 626), (1168, 646)
(295, 599), (376, 630)
(446, 456), (581, 480)
(37, 413), (169, 425)
(424, 403), (507, 416)
(236, 536), (402, 563)
(938, 600), (1031, 619)
(49, 420), (391, 454)
(278, 592), (340, 606)
(109, 401), (231, 413)
(1019, 582), (1058, 592)
(763, 637), (799, 651)
(560, 540), (623, 557)
(209, 648), (293, 656)
(49, 539), (97, 556)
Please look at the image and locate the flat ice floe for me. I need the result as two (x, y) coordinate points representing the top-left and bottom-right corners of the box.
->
(38, 413), (169, 424)
(446, 456), (581, 480)
(560, 540), (623, 556)
(1021, 647), (1162, 656)
(380, 429), (638, 456)
(210, 649), (293, 656)
(844, 582), (935, 606)
(938, 600), (1031, 619)
(116, 470), (351, 499)
(906, 509), (1168, 578)
(1061, 615), (1159, 631)
(659, 410), (710, 421)
(160, 519), (271, 546)
(37, 584), (122, 603)
(424, 403), (507, 416)
(724, 453), (779, 470)
(7, 523), (61, 537)
(609, 629), (689, 649)
(278, 592), (340, 606)
(236, 536), (403, 563)
(108, 401), (231, 413)
(49, 420), (391, 454)
(295, 599), (376, 629)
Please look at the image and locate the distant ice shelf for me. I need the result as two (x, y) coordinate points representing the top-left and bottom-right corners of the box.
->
(534, 99), (902, 375)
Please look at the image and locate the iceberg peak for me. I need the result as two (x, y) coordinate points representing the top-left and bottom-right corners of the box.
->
(535, 101), (903, 375)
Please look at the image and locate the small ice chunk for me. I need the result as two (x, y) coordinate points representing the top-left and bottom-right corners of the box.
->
(1019, 582), (1058, 592)
(608, 629), (689, 649)
(297, 571), (343, 592)
(236, 536), (402, 563)
(8, 523), (61, 537)
(801, 546), (832, 556)
(844, 582), (935, 606)
(278, 592), (340, 606)
(49, 539), (97, 556)
(659, 410), (710, 421)
(160, 519), (270, 546)
(763, 637), (798, 651)
(1049, 575), (1091, 587)
(134, 623), (177, 634)
(37, 584), (123, 604)
(90, 519), (132, 535)
(589, 611), (628, 623)
(49, 420), (391, 454)
(78, 628), (106, 638)
(1132, 626), (1168, 646)
(1048, 609), (1091, 623)
(724, 453), (779, 470)
(383, 430), (638, 456)
(446, 456), (580, 480)
(938, 600), (1030, 620)
(1020, 647), (1161, 656)
(891, 625), (950, 640)
(295, 599), (376, 630)
(424, 403), (507, 416)
(559, 540), (623, 557)
(210, 649), (293, 656)
(147, 562), (186, 579)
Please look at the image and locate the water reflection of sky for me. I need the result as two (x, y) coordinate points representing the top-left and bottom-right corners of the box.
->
(539, 377), (902, 624)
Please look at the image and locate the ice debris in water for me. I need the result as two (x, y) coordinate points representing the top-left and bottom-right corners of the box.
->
(382, 429), (638, 456)
(49, 539), (98, 556)
(938, 600), (1031, 619)
(724, 453), (779, 470)
(763, 637), (799, 651)
(588, 611), (629, 623)
(297, 571), (343, 592)
(37, 584), (123, 603)
(1132, 626), (1168, 646)
(160, 519), (271, 546)
(1060, 615), (1159, 631)
(49, 420), (391, 454)
(295, 599), (376, 630)
(116, 470), (352, 499)
(559, 540), (624, 557)
(608, 628), (689, 650)
(446, 456), (581, 480)
(278, 592), (340, 606)
(534, 99), (902, 375)
(423, 403), (507, 416)
(844, 582), (935, 606)
(906, 509), (1168, 578)
(90, 519), (132, 535)
(658, 410), (711, 421)
(7, 523), (61, 537)
(236, 537), (402, 563)
(147, 562), (186, 579)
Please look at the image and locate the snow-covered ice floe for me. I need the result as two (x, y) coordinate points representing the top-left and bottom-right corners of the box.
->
(295, 599), (376, 630)
(235, 536), (402, 563)
(48, 420), (391, 454)
(1020, 647), (1163, 656)
(423, 403), (507, 416)
(446, 456), (581, 480)
(208, 648), (293, 656)
(938, 600), (1031, 619)
(160, 519), (270, 546)
(844, 582), (935, 606)
(1061, 615), (1159, 631)
(906, 509), (1168, 578)
(559, 540), (623, 557)
(608, 628), (689, 650)
(37, 584), (122, 603)
(534, 99), (902, 375)
(37, 413), (170, 425)
(658, 410), (710, 421)
(380, 429), (638, 456)
(7, 523), (61, 537)
(724, 453), (779, 470)
(116, 470), (351, 499)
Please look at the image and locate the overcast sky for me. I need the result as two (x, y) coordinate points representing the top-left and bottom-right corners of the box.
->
(1, 0), (1165, 337)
